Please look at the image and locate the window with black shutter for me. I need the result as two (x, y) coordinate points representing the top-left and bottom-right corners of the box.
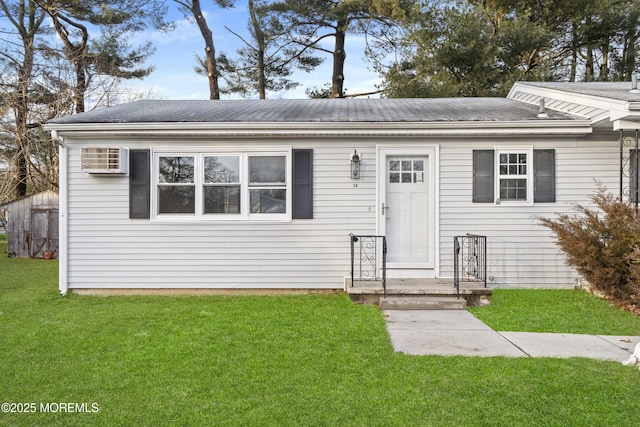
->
(473, 148), (555, 204)
(144, 148), (297, 221)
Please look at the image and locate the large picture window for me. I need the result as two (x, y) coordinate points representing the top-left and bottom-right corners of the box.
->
(153, 150), (290, 220)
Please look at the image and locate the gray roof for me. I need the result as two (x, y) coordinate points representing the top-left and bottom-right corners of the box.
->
(518, 81), (640, 102)
(48, 97), (580, 125)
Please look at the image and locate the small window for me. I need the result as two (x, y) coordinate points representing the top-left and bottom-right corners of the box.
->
(498, 153), (527, 201)
(495, 148), (533, 205)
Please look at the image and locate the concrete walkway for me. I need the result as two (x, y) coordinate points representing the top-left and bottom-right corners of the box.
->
(384, 310), (640, 362)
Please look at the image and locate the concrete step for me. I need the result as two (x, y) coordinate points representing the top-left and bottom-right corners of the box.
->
(379, 296), (467, 310)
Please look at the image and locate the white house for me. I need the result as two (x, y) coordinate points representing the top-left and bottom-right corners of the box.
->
(44, 81), (640, 296)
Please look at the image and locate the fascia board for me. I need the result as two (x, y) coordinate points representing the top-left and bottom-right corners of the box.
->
(613, 119), (640, 131)
(611, 110), (640, 121)
(44, 120), (592, 138)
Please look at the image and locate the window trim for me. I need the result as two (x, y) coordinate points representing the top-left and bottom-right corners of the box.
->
(494, 146), (534, 206)
(151, 146), (292, 222)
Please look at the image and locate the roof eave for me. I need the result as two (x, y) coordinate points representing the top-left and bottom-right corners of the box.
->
(510, 82), (632, 111)
(507, 82), (640, 124)
(44, 119), (593, 138)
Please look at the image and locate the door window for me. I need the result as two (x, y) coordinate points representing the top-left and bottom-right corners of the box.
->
(389, 159), (424, 184)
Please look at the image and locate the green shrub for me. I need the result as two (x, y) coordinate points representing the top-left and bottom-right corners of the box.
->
(539, 184), (640, 313)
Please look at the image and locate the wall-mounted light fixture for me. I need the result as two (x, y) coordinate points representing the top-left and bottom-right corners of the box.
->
(350, 150), (360, 179)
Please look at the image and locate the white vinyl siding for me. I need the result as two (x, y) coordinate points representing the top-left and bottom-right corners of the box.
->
(64, 139), (377, 289)
(63, 130), (619, 290)
(439, 132), (619, 287)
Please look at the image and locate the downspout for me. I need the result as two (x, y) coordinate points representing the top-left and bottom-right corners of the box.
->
(51, 130), (68, 296)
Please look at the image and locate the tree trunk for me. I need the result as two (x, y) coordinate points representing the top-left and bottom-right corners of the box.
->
(73, 60), (87, 112)
(249, 0), (266, 99)
(584, 16), (594, 82)
(257, 49), (266, 99)
(331, 19), (348, 98)
(585, 45), (594, 81)
(599, 38), (609, 81)
(45, 8), (89, 113)
(14, 132), (28, 198)
(11, 1), (42, 198)
(620, 13), (639, 80)
(15, 36), (31, 198)
(570, 21), (578, 82)
(192, 0), (220, 99)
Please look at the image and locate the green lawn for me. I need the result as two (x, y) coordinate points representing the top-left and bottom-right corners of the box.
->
(469, 288), (640, 335)
(1, 233), (639, 426)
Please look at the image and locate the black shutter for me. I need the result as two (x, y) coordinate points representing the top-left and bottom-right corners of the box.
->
(129, 149), (150, 219)
(534, 149), (555, 203)
(630, 149), (638, 204)
(292, 149), (313, 219)
(472, 150), (494, 203)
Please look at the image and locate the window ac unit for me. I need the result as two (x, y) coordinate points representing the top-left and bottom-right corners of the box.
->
(81, 147), (129, 174)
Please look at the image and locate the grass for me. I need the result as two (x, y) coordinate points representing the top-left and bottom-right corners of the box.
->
(469, 289), (640, 335)
(1, 233), (639, 426)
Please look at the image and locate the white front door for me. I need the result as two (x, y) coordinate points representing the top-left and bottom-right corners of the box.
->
(378, 147), (437, 273)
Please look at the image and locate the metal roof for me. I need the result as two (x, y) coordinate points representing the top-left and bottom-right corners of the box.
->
(48, 97), (580, 125)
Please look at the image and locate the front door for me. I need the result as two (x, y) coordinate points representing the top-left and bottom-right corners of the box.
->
(378, 148), (437, 273)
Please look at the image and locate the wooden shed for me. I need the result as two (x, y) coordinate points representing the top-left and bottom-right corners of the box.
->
(1, 190), (59, 258)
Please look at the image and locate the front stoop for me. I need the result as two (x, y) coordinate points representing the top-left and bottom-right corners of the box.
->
(380, 295), (467, 310)
(346, 278), (492, 308)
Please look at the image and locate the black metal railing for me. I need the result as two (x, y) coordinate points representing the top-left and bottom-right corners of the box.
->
(454, 234), (487, 298)
(350, 234), (387, 297)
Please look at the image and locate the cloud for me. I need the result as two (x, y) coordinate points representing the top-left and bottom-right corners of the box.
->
(150, 16), (201, 45)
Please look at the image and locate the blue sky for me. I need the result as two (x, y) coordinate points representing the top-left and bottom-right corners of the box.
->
(124, 3), (384, 100)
